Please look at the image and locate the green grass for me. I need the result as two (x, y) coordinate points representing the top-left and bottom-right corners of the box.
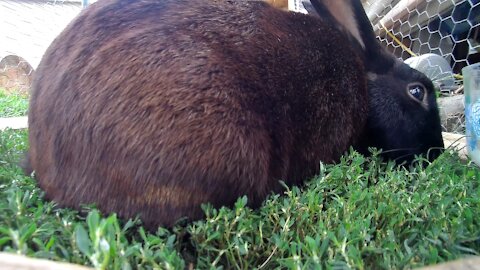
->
(0, 88), (29, 117)
(0, 129), (479, 269)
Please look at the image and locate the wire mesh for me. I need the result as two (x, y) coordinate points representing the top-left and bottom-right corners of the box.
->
(0, 0), (81, 93)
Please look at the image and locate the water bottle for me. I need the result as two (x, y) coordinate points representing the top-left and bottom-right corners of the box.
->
(464, 63), (480, 166)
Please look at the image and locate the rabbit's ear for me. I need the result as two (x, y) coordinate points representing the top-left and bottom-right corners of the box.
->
(315, 0), (366, 49)
(311, 0), (395, 73)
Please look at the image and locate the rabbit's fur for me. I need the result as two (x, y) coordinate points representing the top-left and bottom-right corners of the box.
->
(25, 0), (443, 228)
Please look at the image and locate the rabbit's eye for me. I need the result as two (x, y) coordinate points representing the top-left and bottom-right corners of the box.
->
(408, 84), (425, 101)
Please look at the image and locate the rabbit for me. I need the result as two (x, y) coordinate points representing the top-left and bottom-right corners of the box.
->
(24, 0), (443, 229)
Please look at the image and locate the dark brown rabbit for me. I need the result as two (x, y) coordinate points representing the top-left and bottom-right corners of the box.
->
(25, 0), (443, 229)
(27, 0), (367, 228)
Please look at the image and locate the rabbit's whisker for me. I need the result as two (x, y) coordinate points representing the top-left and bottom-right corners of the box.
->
(393, 153), (416, 163)
(377, 148), (417, 154)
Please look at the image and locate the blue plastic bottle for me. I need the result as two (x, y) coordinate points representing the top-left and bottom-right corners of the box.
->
(464, 63), (480, 166)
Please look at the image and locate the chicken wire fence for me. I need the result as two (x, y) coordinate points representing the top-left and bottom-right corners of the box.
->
(1, 0), (479, 133)
(0, 0), (82, 94)
(365, 0), (479, 77)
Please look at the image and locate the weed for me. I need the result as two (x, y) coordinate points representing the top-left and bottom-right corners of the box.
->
(0, 89), (29, 117)
(0, 129), (479, 269)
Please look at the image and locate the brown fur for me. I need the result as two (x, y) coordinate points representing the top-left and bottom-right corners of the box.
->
(27, 0), (367, 229)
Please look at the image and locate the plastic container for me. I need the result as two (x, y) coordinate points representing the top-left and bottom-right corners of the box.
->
(464, 63), (480, 166)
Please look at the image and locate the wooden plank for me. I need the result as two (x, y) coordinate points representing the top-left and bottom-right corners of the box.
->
(0, 116), (28, 130)
(0, 252), (92, 270)
(419, 256), (480, 270)
(265, 0), (288, 9)
(0, 252), (478, 270)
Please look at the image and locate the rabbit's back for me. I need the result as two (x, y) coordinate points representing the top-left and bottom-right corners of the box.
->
(28, 0), (367, 228)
